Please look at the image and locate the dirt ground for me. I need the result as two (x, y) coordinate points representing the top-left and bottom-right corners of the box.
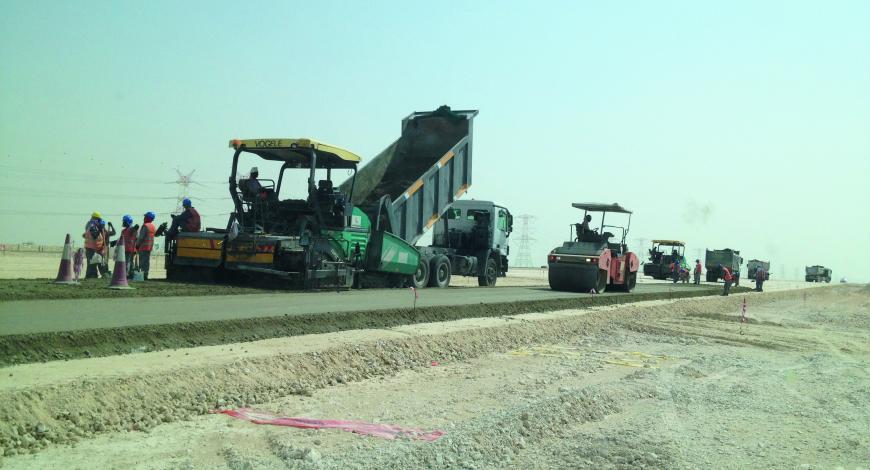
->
(0, 284), (865, 468)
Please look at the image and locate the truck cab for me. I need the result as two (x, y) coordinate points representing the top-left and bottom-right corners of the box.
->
(423, 200), (513, 287)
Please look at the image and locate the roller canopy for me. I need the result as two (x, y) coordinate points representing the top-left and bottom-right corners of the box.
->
(652, 240), (684, 246)
(572, 203), (632, 214)
(229, 138), (361, 169)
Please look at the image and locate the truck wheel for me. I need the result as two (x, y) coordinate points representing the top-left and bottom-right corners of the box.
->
(428, 255), (451, 288)
(478, 257), (497, 287)
(412, 258), (429, 289)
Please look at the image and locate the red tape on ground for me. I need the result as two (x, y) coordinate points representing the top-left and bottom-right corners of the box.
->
(212, 408), (445, 441)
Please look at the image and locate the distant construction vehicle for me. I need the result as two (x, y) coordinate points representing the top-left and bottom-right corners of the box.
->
(747, 259), (770, 280)
(165, 106), (512, 289)
(805, 265), (832, 283)
(705, 248), (743, 285)
(548, 203), (639, 293)
(643, 240), (685, 280)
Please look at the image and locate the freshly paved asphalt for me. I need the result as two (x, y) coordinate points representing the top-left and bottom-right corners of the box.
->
(0, 283), (715, 335)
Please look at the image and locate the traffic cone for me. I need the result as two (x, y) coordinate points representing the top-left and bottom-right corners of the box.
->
(53, 234), (76, 284)
(107, 238), (134, 290)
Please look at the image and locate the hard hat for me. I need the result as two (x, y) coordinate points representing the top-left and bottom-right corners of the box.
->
(250, 167), (259, 174)
(182, 198), (192, 207)
(144, 211), (156, 221)
(123, 215), (133, 225)
(91, 211), (101, 219)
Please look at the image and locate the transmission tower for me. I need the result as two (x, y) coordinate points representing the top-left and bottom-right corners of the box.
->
(514, 214), (537, 267)
(634, 238), (647, 257)
(170, 168), (197, 215)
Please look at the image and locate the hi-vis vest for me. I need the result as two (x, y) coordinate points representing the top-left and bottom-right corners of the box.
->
(139, 222), (156, 251)
(84, 220), (104, 250)
(121, 226), (138, 253)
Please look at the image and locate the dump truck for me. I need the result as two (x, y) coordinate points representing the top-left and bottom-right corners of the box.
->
(643, 240), (685, 280)
(747, 259), (770, 281)
(705, 248), (742, 284)
(165, 106), (511, 289)
(805, 265), (832, 283)
(548, 203), (639, 293)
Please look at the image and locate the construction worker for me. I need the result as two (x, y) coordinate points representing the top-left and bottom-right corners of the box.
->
(246, 167), (263, 196)
(671, 255), (681, 283)
(119, 215), (139, 278)
(83, 212), (104, 278)
(574, 214), (592, 241)
(755, 266), (766, 292)
(100, 218), (116, 276)
(167, 198), (201, 239)
(136, 211), (158, 280)
(720, 264), (733, 296)
(694, 259), (702, 285)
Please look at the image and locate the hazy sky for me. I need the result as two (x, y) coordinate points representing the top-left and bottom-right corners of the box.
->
(1, 1), (868, 281)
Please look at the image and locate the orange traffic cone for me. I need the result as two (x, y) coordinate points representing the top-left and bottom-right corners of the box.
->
(107, 238), (134, 290)
(53, 234), (76, 284)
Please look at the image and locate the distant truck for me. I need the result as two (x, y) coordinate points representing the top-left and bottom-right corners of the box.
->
(746, 259), (770, 281)
(805, 265), (832, 283)
(705, 248), (743, 284)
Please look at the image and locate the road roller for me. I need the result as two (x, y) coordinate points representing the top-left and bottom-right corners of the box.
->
(547, 203), (639, 293)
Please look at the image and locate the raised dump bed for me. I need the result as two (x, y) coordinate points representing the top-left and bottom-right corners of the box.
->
(343, 106), (477, 245)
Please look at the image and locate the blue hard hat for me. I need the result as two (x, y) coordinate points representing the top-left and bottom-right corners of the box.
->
(123, 215), (133, 225)
(145, 211), (156, 220)
(182, 198), (192, 207)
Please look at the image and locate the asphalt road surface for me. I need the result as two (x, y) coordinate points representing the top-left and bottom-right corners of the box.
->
(0, 283), (715, 335)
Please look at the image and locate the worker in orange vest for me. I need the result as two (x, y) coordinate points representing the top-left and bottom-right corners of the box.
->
(119, 215), (139, 279)
(136, 211), (158, 280)
(83, 212), (105, 278)
(694, 259), (702, 285)
(720, 264), (733, 296)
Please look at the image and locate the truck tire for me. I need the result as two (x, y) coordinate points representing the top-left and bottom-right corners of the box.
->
(706, 272), (716, 283)
(428, 255), (451, 288)
(412, 258), (429, 289)
(478, 257), (498, 287)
